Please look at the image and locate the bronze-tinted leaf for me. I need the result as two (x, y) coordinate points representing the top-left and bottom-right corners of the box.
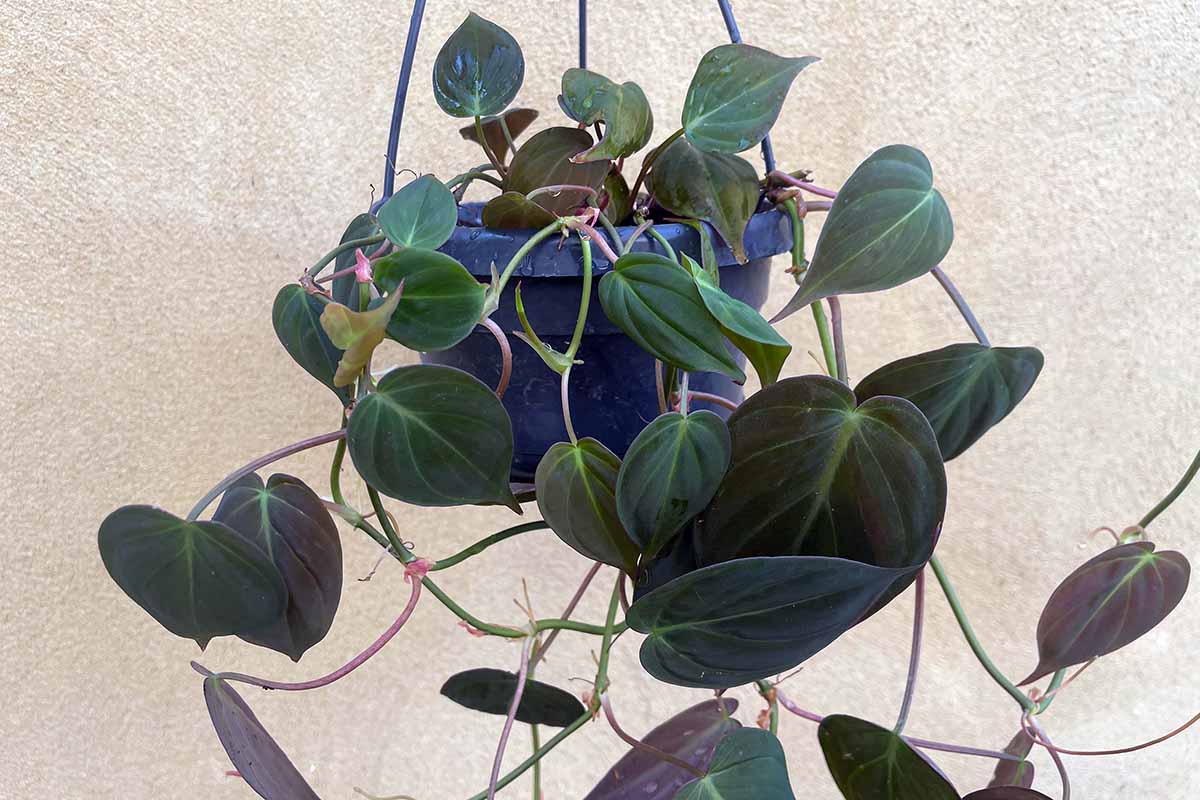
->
(459, 107), (539, 162)
(440, 667), (585, 727)
(481, 191), (558, 229)
(505, 127), (611, 216)
(1020, 541), (1190, 684)
(602, 172), (633, 226)
(319, 289), (403, 387)
(818, 714), (959, 800)
(987, 730), (1035, 789)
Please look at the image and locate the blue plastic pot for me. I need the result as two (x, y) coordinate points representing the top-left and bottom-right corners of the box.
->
(426, 204), (794, 482)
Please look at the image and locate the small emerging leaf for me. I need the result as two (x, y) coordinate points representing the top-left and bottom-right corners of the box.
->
(675, 728), (795, 800)
(319, 288), (403, 387)
(512, 282), (574, 374)
(558, 68), (653, 161)
(459, 107), (539, 162)
(331, 213), (382, 306)
(818, 714), (959, 800)
(433, 13), (524, 118)
(440, 667), (586, 727)
(377, 174), (458, 251)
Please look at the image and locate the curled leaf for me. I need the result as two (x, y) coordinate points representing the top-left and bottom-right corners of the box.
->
(558, 68), (653, 161)
(506, 127), (611, 216)
(512, 282), (574, 374)
(319, 288), (403, 387)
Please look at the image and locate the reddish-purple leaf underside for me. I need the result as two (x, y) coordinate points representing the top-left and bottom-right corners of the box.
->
(964, 789), (1053, 800)
(987, 729), (1035, 789)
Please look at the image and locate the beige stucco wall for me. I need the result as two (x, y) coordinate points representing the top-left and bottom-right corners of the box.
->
(3, 0), (1198, 797)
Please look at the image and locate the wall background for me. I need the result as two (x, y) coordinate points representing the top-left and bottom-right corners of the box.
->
(3, 0), (1198, 797)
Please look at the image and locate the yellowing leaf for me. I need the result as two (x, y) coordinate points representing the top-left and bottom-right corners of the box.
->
(319, 288), (403, 387)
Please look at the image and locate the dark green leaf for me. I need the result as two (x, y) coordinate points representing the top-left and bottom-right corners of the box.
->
(616, 411), (730, 559)
(696, 375), (945, 570)
(377, 174), (458, 251)
(675, 729), (794, 800)
(818, 715), (959, 800)
(505, 127), (611, 216)
(459, 107), (539, 163)
(203, 676), (319, 800)
(988, 730), (1036, 789)
(535, 438), (639, 572)
(1020, 541), (1190, 684)
(98, 506), (286, 648)
(599, 252), (745, 381)
(627, 556), (903, 688)
(648, 137), (759, 263)
(481, 191), (559, 229)
(692, 265), (791, 385)
(372, 248), (485, 351)
(440, 667), (585, 727)
(682, 44), (817, 154)
(773, 145), (954, 320)
(602, 172), (633, 227)
(213, 474), (342, 662)
(347, 364), (518, 509)
(585, 699), (740, 800)
(432, 12), (523, 118)
(558, 68), (653, 161)
(272, 284), (352, 405)
(965, 790), (1053, 800)
(855, 344), (1044, 461)
(332, 213), (382, 306)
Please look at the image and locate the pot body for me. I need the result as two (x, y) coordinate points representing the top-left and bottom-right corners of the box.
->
(425, 205), (793, 481)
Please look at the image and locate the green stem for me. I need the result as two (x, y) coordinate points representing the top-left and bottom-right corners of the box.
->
(1138, 448), (1200, 529)
(429, 522), (550, 571)
(530, 723), (541, 800)
(565, 237), (593, 361)
(629, 127), (684, 200)
(486, 219), (564, 316)
(1037, 668), (1067, 714)
(596, 211), (623, 251)
(594, 578), (624, 694)
(305, 235), (387, 280)
(755, 681), (780, 735)
(644, 225), (677, 263)
(782, 199), (836, 377)
(811, 302), (837, 377)
(464, 711), (592, 800)
(929, 555), (1034, 712)
(448, 170), (504, 190)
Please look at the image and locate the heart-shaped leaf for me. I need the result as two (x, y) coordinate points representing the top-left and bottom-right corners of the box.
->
(773, 145), (954, 321)
(988, 730), (1036, 789)
(628, 556), (903, 688)
(505, 127), (611, 216)
(696, 375), (945, 570)
(272, 285), (352, 405)
(602, 171), (633, 226)
(481, 191), (559, 229)
(1020, 541), (1190, 684)
(855, 344), (1044, 461)
(599, 252), (745, 381)
(98, 506), (287, 648)
(377, 174), (458, 251)
(675, 728), (794, 800)
(647, 137), (759, 263)
(212, 473), (342, 662)
(459, 107), (539, 163)
(818, 714), (959, 800)
(372, 248), (484, 351)
(584, 699), (740, 800)
(440, 667), (586, 727)
(691, 262), (791, 385)
(616, 410), (730, 559)
(347, 364), (518, 509)
(535, 438), (639, 572)
(433, 12), (523, 118)
(319, 288), (403, 387)
(558, 68), (654, 161)
(203, 676), (320, 800)
(331, 213), (382, 306)
(682, 44), (817, 154)
(965, 790), (1053, 800)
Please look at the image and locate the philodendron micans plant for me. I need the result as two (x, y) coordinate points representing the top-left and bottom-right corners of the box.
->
(97, 11), (1199, 800)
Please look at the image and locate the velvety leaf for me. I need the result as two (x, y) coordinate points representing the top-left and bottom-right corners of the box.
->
(647, 137), (759, 263)
(347, 364), (518, 509)
(773, 145), (954, 320)
(481, 191), (559, 229)
(535, 438), (639, 572)
(598, 252), (745, 381)
(558, 68), (653, 161)
(440, 667), (585, 727)
(505, 127), (611, 215)
(855, 343), (1044, 461)
(818, 715), (959, 800)
(213, 473), (342, 662)
(628, 556), (904, 688)
(696, 374), (945, 571)
(616, 410), (730, 559)
(1020, 541), (1190, 683)
(372, 248), (484, 351)
(633, 522), (701, 604)
(332, 213), (382, 306)
(675, 728), (794, 800)
(602, 171), (633, 226)
(432, 12), (523, 118)
(965, 790), (1053, 800)
(988, 730), (1036, 789)
(459, 107), (539, 162)
(272, 284), (352, 405)
(584, 699), (740, 800)
(203, 676), (320, 800)
(376, 174), (458, 251)
(691, 263), (791, 385)
(98, 506), (286, 648)
(682, 43), (817, 154)
(319, 289), (403, 387)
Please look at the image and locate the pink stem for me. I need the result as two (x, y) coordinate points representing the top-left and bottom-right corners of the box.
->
(315, 242), (392, 284)
(561, 367), (577, 442)
(655, 360), (667, 415)
(600, 694), (705, 778)
(617, 571), (631, 615)
(532, 561), (603, 667)
(192, 566), (425, 691)
(622, 220), (653, 254)
(570, 221), (621, 263)
(768, 170), (839, 199)
(1023, 706), (1200, 758)
(894, 570), (925, 733)
(1025, 716), (1071, 800)
(487, 636), (536, 800)
(479, 317), (512, 400)
(686, 390), (738, 412)
(526, 184), (599, 204)
(828, 296), (848, 383)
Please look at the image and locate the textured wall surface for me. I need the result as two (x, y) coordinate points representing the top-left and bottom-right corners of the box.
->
(2, 0), (1198, 797)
